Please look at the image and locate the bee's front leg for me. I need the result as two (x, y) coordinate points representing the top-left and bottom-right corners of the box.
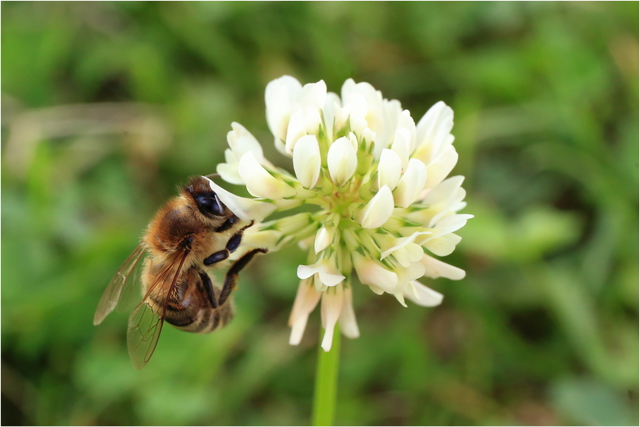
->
(214, 215), (239, 233)
(203, 220), (255, 266)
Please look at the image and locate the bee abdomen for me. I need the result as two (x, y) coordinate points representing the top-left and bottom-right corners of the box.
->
(164, 303), (195, 328)
(181, 304), (234, 334)
(163, 299), (225, 332)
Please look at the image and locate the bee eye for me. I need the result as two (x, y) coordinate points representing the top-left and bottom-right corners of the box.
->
(195, 194), (224, 216)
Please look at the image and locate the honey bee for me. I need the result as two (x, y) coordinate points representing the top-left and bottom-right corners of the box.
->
(94, 175), (266, 369)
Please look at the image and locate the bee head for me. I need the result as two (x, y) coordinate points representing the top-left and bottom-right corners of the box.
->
(186, 176), (226, 217)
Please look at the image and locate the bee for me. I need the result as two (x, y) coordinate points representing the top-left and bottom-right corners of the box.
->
(94, 175), (266, 369)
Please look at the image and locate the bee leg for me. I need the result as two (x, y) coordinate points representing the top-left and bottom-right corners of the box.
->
(217, 248), (267, 307)
(215, 215), (240, 233)
(203, 250), (228, 266)
(199, 270), (218, 308)
(203, 220), (256, 266)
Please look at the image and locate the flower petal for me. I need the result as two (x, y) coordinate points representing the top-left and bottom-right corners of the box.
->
(327, 136), (357, 186)
(421, 254), (466, 280)
(404, 281), (444, 307)
(297, 260), (345, 287)
(422, 175), (465, 205)
(293, 135), (321, 189)
(424, 145), (458, 190)
(233, 229), (281, 255)
(338, 286), (360, 339)
(341, 79), (384, 135)
(378, 148), (402, 190)
(322, 93), (342, 140)
(218, 122), (269, 185)
(394, 158), (427, 208)
(421, 176), (467, 227)
(296, 265), (317, 279)
(284, 109), (307, 154)
(352, 252), (398, 293)
(332, 101), (349, 135)
(415, 101), (454, 162)
(320, 269), (345, 287)
(394, 293), (408, 307)
(423, 233), (462, 257)
(238, 152), (297, 199)
(431, 213), (474, 236)
(300, 80), (327, 109)
(285, 107), (323, 154)
(380, 231), (432, 260)
(266, 75), (302, 142)
(397, 110), (417, 152)
(216, 161), (244, 185)
(321, 285), (344, 352)
(391, 243), (425, 268)
(391, 128), (412, 170)
(373, 99), (403, 156)
(314, 226), (333, 254)
(357, 185), (394, 229)
(288, 280), (322, 345)
(394, 260), (426, 293)
(227, 122), (265, 162)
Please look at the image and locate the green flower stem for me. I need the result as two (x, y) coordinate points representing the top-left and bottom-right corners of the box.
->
(312, 323), (341, 426)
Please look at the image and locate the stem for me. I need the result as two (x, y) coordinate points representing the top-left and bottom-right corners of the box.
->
(312, 323), (341, 426)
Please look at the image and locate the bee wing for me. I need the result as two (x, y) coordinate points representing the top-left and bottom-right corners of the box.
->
(94, 243), (147, 326)
(127, 299), (166, 370)
(126, 248), (191, 370)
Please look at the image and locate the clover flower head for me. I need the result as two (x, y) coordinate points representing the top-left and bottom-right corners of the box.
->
(215, 76), (472, 351)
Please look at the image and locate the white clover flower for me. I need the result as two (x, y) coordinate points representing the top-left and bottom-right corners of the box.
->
(215, 75), (472, 351)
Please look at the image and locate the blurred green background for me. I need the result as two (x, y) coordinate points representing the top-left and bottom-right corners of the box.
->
(2, 2), (638, 425)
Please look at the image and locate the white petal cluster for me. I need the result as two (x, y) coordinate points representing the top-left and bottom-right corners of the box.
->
(217, 76), (472, 351)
